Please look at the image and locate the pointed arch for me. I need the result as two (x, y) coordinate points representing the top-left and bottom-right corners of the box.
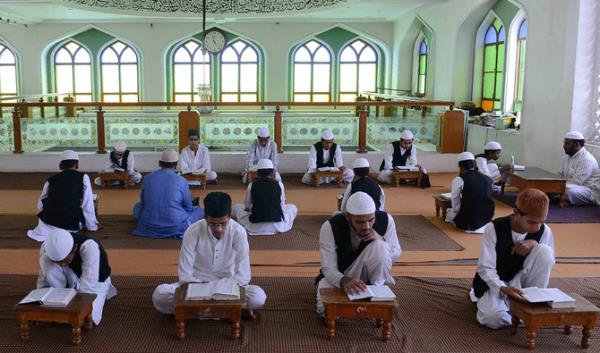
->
(99, 40), (140, 102)
(413, 32), (429, 96)
(52, 39), (93, 102)
(338, 38), (379, 101)
(505, 9), (528, 112)
(291, 39), (332, 102)
(473, 12), (506, 111)
(220, 39), (260, 102)
(0, 39), (19, 100)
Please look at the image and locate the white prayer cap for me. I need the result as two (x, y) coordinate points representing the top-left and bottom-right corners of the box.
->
(565, 131), (584, 140)
(353, 158), (370, 169)
(257, 158), (273, 170)
(346, 192), (376, 215)
(257, 127), (270, 138)
(457, 151), (475, 162)
(60, 150), (79, 161)
(160, 149), (179, 163)
(400, 130), (414, 140)
(485, 141), (502, 150)
(44, 229), (74, 261)
(114, 140), (127, 153)
(321, 129), (334, 141)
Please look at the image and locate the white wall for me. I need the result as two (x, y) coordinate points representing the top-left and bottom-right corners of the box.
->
(0, 21), (394, 102)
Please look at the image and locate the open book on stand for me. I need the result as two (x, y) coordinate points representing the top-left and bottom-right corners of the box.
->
(318, 167), (340, 172)
(181, 168), (206, 175)
(347, 285), (396, 302)
(439, 192), (452, 200)
(521, 287), (576, 309)
(19, 287), (77, 307)
(186, 278), (240, 301)
(394, 166), (419, 172)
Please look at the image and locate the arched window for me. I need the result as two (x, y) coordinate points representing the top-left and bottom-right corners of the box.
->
(220, 40), (259, 102)
(292, 40), (331, 102)
(513, 19), (527, 112)
(481, 18), (505, 111)
(0, 43), (17, 100)
(417, 39), (428, 95)
(54, 41), (92, 102)
(100, 41), (139, 102)
(172, 39), (210, 102)
(339, 39), (378, 102)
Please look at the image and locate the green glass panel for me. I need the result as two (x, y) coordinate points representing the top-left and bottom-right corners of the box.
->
(493, 19), (501, 31)
(484, 46), (497, 72)
(495, 73), (504, 100)
(483, 73), (495, 99)
(418, 75), (426, 94)
(497, 44), (505, 71)
(514, 101), (522, 112)
(517, 71), (524, 100)
(493, 101), (501, 110)
(519, 41), (526, 67)
(419, 55), (427, 74)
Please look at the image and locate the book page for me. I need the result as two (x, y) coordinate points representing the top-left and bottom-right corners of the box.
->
(395, 166), (419, 172)
(19, 288), (50, 304)
(186, 283), (214, 300)
(347, 287), (373, 301)
(211, 278), (240, 300)
(440, 192), (452, 200)
(367, 285), (396, 301)
(43, 288), (76, 306)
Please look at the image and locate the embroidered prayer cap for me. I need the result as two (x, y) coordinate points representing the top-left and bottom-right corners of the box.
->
(188, 129), (200, 138)
(353, 158), (370, 169)
(160, 149), (179, 163)
(457, 151), (475, 162)
(44, 229), (74, 261)
(60, 150), (79, 161)
(565, 131), (584, 140)
(114, 141), (127, 153)
(346, 191), (376, 215)
(400, 130), (414, 140)
(257, 158), (273, 170)
(321, 129), (334, 141)
(257, 127), (270, 138)
(204, 192), (232, 218)
(485, 141), (502, 150)
(516, 188), (549, 219)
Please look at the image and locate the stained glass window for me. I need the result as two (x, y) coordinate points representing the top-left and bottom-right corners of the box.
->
(54, 41), (92, 102)
(339, 39), (378, 102)
(481, 18), (505, 111)
(292, 40), (331, 102)
(220, 40), (259, 102)
(513, 19), (527, 112)
(417, 39), (428, 95)
(100, 41), (139, 102)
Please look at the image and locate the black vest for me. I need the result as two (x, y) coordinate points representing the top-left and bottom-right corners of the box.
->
(69, 233), (111, 283)
(379, 141), (412, 171)
(315, 142), (337, 168)
(315, 211), (389, 285)
(452, 170), (495, 231)
(249, 178), (284, 223)
(39, 170), (85, 230)
(350, 177), (382, 210)
(472, 216), (545, 298)
(110, 150), (129, 171)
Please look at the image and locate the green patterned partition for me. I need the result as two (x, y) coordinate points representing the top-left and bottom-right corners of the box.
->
(0, 109), (13, 152)
(200, 113), (273, 151)
(21, 116), (97, 152)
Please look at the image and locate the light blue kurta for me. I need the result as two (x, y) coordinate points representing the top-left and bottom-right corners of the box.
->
(132, 168), (203, 238)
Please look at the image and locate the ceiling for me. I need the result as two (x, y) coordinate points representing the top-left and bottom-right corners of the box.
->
(0, 0), (445, 24)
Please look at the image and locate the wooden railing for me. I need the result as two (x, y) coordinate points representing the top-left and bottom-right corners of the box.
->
(1, 100), (456, 154)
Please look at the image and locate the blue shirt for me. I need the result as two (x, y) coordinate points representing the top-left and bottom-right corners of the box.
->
(132, 168), (203, 238)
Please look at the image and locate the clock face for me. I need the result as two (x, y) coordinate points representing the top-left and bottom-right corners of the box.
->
(203, 30), (227, 53)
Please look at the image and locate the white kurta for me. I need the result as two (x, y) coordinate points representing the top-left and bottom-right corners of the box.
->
(590, 172), (600, 206)
(377, 144), (421, 184)
(27, 174), (99, 242)
(94, 152), (142, 186)
(475, 222), (555, 329)
(180, 144), (218, 185)
(37, 239), (117, 325)
(445, 176), (485, 234)
(476, 157), (501, 182)
(558, 147), (599, 205)
(232, 181), (298, 235)
(301, 145), (354, 185)
(339, 182), (385, 213)
(152, 219), (266, 314)
(243, 140), (281, 182)
(316, 214), (401, 314)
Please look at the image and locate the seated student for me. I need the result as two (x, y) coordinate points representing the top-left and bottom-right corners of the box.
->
(243, 127), (281, 183)
(590, 171), (600, 206)
(232, 159), (297, 235)
(472, 189), (555, 329)
(315, 192), (401, 316)
(301, 129), (354, 185)
(94, 140), (142, 186)
(180, 129), (217, 186)
(558, 131), (599, 205)
(27, 150), (99, 242)
(153, 192), (266, 316)
(475, 141), (510, 193)
(445, 152), (495, 233)
(340, 158), (385, 213)
(377, 129), (430, 187)
(37, 229), (117, 325)
(132, 150), (203, 239)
